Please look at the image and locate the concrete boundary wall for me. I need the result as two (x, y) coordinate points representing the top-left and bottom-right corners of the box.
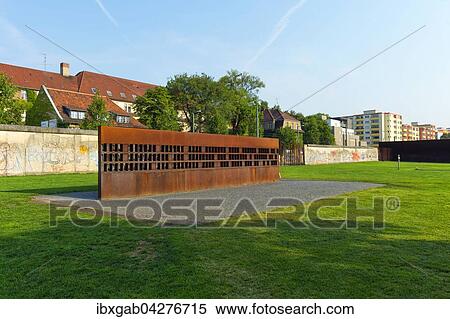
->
(0, 125), (98, 176)
(304, 144), (378, 165)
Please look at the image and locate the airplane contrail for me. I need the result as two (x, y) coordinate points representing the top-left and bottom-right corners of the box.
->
(94, 0), (119, 28)
(245, 0), (307, 69)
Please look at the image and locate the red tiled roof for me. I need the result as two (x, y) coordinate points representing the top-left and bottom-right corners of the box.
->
(45, 88), (145, 128)
(277, 109), (300, 122)
(0, 62), (157, 103)
(265, 109), (300, 123)
(0, 63), (79, 92)
(76, 71), (157, 103)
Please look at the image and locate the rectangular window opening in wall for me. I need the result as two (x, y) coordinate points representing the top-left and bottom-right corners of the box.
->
(100, 142), (279, 173)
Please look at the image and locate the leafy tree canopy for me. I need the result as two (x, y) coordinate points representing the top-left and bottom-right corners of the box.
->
(302, 113), (335, 145)
(0, 74), (31, 125)
(166, 71), (267, 135)
(219, 69), (265, 96)
(166, 73), (229, 133)
(277, 126), (303, 150)
(134, 86), (180, 131)
(137, 70), (267, 136)
(80, 92), (112, 130)
(219, 70), (265, 136)
(25, 89), (37, 105)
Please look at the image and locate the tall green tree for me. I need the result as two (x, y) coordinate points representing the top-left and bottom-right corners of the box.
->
(0, 74), (31, 125)
(302, 113), (335, 145)
(165, 70), (267, 136)
(26, 88), (61, 126)
(134, 87), (180, 131)
(80, 92), (112, 130)
(167, 73), (231, 134)
(276, 126), (303, 150)
(25, 89), (37, 105)
(219, 70), (265, 136)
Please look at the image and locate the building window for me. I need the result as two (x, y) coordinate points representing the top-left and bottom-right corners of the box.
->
(106, 90), (113, 97)
(69, 110), (86, 120)
(91, 88), (98, 94)
(120, 92), (126, 98)
(20, 90), (28, 100)
(124, 104), (133, 113)
(116, 115), (130, 124)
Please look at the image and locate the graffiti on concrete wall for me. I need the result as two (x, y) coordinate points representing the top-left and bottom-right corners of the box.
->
(0, 143), (23, 175)
(0, 129), (98, 176)
(304, 145), (378, 165)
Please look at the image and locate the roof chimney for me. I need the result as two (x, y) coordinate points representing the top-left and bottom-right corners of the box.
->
(60, 62), (70, 77)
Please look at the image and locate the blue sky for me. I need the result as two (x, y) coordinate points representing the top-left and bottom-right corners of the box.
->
(1, 0), (449, 126)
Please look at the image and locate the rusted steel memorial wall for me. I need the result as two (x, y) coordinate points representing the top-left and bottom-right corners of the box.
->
(98, 127), (280, 199)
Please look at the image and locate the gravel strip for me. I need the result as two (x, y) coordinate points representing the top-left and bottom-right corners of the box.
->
(34, 180), (383, 225)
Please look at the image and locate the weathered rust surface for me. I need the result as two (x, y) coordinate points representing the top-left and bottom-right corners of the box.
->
(98, 127), (280, 199)
(379, 139), (450, 163)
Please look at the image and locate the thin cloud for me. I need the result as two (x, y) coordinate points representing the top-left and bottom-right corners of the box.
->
(94, 0), (119, 27)
(94, 0), (133, 45)
(245, 0), (307, 69)
(0, 17), (38, 62)
(0, 17), (31, 50)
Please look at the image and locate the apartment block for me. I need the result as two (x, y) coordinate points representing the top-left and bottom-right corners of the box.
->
(336, 110), (403, 146)
(402, 123), (420, 141)
(327, 118), (366, 147)
(411, 122), (437, 140)
(437, 127), (450, 139)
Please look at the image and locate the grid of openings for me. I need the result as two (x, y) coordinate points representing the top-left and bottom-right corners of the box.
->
(101, 143), (279, 172)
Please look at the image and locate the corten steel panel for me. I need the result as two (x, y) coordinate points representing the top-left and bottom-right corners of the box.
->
(378, 140), (450, 163)
(98, 126), (280, 199)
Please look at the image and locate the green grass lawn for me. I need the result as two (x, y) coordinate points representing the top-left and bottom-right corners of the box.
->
(0, 162), (449, 298)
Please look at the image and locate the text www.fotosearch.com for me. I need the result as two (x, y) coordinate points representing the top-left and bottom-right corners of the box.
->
(96, 302), (355, 317)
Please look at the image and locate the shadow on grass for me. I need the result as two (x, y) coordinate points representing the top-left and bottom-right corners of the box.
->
(0, 185), (98, 195)
(0, 217), (448, 299)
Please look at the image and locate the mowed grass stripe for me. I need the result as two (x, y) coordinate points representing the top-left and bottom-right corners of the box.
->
(0, 162), (449, 298)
